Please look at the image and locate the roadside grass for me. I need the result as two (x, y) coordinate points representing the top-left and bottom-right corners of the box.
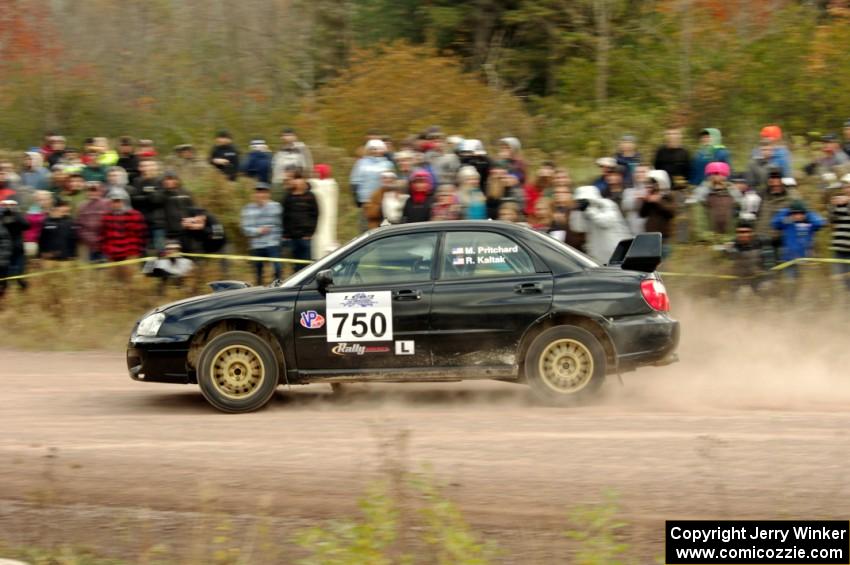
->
(0, 260), (265, 351)
(0, 545), (124, 565)
(565, 491), (633, 565)
(1, 432), (639, 564)
(1, 482), (635, 565)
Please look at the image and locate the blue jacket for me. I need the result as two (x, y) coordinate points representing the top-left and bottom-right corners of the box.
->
(240, 201), (283, 249)
(242, 151), (273, 184)
(615, 152), (641, 188)
(593, 176), (610, 197)
(770, 208), (826, 261)
(690, 128), (731, 185)
(350, 156), (394, 204)
(691, 147), (731, 186)
(749, 145), (792, 177)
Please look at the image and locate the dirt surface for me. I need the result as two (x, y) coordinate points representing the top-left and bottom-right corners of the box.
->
(2, 304), (850, 563)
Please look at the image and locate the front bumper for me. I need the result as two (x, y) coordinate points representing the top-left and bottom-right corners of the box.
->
(127, 335), (193, 384)
(607, 312), (680, 371)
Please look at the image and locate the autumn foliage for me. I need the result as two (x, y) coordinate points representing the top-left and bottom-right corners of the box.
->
(299, 44), (533, 152)
(1, 1), (850, 158)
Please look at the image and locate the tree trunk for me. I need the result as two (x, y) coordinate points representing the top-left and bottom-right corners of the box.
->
(593, 0), (610, 106)
(473, 0), (498, 70)
(679, 0), (693, 109)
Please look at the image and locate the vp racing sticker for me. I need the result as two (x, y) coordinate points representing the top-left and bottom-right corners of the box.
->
(300, 310), (325, 329)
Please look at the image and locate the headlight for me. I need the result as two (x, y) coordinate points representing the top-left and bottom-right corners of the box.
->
(136, 312), (166, 337)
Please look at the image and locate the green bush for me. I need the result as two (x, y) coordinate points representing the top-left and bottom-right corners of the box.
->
(293, 474), (498, 565)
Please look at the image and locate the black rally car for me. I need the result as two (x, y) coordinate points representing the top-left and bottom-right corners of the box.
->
(127, 221), (679, 413)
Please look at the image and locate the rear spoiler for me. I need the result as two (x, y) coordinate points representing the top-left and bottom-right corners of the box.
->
(607, 232), (662, 273)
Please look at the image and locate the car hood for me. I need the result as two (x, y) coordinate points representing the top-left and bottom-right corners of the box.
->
(156, 285), (290, 315)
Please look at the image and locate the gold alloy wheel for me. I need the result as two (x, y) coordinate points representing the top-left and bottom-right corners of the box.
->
(537, 338), (594, 394)
(209, 345), (265, 399)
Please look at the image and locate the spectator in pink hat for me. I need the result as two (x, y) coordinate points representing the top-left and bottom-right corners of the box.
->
(694, 161), (741, 241)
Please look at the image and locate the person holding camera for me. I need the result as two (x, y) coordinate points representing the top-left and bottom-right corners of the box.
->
(639, 169), (676, 259)
(0, 199), (30, 293)
(770, 200), (826, 280)
(570, 185), (631, 264)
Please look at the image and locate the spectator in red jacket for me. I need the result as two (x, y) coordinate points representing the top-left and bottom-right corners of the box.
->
(523, 164), (555, 218)
(101, 188), (147, 262)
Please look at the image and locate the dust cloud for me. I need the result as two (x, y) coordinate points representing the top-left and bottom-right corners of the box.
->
(605, 298), (850, 412)
(282, 297), (850, 414)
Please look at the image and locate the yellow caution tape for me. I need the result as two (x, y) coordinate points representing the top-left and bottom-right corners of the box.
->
(0, 252), (312, 282)
(658, 272), (741, 280)
(0, 256), (155, 281)
(2, 254), (848, 283)
(181, 252), (313, 265)
(660, 257), (850, 280)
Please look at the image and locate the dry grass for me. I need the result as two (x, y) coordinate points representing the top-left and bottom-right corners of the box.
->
(0, 260), (266, 351)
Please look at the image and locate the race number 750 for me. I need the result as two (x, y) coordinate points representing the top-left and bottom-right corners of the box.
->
(326, 291), (394, 342)
(331, 312), (388, 340)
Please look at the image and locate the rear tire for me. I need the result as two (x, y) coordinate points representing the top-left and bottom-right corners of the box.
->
(524, 326), (606, 405)
(197, 331), (280, 413)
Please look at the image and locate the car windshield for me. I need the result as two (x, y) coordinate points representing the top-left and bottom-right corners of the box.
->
(525, 228), (599, 268)
(281, 230), (373, 288)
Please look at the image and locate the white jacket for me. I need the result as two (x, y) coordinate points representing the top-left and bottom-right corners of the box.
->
(620, 187), (647, 235)
(310, 178), (338, 259)
(570, 185), (633, 264)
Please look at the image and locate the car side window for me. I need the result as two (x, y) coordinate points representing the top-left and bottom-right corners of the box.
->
(441, 231), (536, 280)
(331, 232), (438, 286)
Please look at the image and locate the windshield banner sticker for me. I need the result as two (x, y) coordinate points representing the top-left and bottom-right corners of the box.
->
(450, 244), (519, 266)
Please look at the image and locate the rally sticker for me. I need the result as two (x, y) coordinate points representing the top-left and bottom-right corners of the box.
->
(326, 291), (393, 342)
(331, 343), (391, 356)
(300, 310), (325, 329)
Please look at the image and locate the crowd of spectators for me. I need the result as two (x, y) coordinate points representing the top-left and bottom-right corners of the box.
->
(1, 122), (849, 296)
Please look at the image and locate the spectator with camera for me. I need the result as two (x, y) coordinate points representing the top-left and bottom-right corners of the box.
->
(0, 199), (30, 292)
(571, 184), (631, 264)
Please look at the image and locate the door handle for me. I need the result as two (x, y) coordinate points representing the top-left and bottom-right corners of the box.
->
(514, 282), (543, 294)
(393, 289), (422, 301)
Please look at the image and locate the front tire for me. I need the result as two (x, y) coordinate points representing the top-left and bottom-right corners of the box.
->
(197, 331), (280, 413)
(525, 326), (606, 405)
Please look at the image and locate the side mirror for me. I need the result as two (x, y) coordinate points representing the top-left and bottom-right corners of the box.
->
(316, 269), (334, 291)
(608, 232), (662, 273)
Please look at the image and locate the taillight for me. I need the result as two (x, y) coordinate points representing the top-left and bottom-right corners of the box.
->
(640, 277), (670, 312)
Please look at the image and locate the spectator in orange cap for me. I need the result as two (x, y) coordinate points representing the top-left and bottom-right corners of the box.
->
(752, 125), (791, 177)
